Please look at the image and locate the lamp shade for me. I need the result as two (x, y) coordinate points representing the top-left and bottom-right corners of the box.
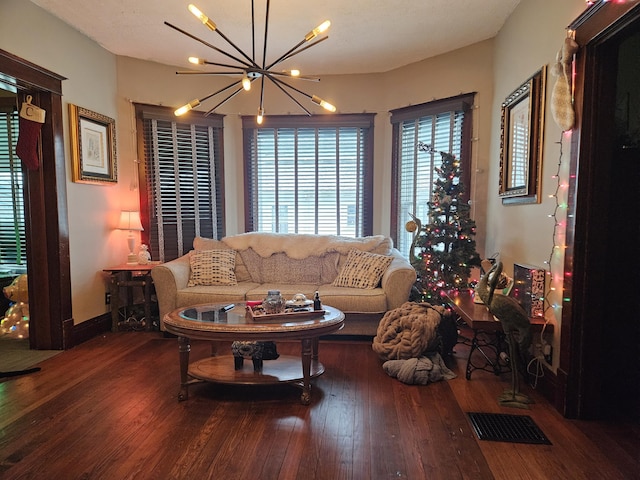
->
(117, 210), (143, 231)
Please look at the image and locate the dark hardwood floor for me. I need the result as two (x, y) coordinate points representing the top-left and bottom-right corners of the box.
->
(0, 330), (637, 480)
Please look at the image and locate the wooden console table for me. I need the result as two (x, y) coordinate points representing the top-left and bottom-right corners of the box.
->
(445, 290), (552, 380)
(103, 263), (159, 332)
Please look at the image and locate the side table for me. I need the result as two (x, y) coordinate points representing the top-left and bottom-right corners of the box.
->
(103, 263), (160, 332)
(445, 290), (553, 380)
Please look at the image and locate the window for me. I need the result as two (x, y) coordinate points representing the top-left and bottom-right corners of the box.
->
(390, 93), (475, 257)
(136, 104), (225, 262)
(0, 104), (26, 266)
(243, 114), (375, 236)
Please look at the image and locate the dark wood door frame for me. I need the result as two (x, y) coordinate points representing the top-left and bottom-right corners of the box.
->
(559, 2), (640, 418)
(0, 49), (74, 350)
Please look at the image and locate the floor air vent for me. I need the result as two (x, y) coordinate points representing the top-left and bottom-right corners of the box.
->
(467, 412), (552, 445)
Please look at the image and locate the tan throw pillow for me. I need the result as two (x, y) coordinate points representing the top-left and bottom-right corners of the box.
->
(332, 249), (392, 289)
(187, 249), (237, 286)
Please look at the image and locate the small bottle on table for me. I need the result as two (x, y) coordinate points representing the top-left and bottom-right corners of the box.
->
(313, 291), (322, 311)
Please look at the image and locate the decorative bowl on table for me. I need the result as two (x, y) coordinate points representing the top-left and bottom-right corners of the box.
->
(286, 293), (313, 308)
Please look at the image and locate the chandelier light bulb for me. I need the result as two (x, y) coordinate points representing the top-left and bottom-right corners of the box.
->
(312, 95), (336, 112)
(174, 99), (200, 116)
(188, 4), (217, 31)
(242, 72), (251, 91)
(257, 108), (264, 125)
(305, 20), (331, 41)
(188, 57), (204, 65)
(290, 69), (301, 77)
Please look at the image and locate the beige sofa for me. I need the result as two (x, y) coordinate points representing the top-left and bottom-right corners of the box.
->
(151, 232), (416, 336)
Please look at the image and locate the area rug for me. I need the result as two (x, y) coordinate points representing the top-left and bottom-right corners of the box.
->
(467, 412), (552, 445)
(0, 337), (61, 378)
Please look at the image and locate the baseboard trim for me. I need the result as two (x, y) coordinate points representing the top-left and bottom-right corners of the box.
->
(532, 362), (558, 407)
(71, 313), (111, 347)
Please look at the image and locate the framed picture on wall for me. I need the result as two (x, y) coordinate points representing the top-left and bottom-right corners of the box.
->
(69, 103), (117, 184)
(498, 66), (546, 204)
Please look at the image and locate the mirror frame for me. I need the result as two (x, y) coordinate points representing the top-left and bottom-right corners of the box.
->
(499, 66), (546, 204)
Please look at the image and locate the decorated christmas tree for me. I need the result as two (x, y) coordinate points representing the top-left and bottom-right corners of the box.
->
(405, 143), (481, 303)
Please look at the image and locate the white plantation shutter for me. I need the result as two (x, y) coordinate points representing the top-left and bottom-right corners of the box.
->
(136, 104), (224, 262)
(243, 114), (374, 236)
(0, 107), (26, 266)
(391, 94), (475, 257)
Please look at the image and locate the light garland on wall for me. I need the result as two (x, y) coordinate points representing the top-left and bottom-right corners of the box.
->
(526, 132), (569, 383)
(542, 131), (571, 319)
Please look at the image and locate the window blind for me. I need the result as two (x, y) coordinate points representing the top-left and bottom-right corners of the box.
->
(136, 104), (224, 262)
(0, 108), (26, 266)
(243, 114), (374, 236)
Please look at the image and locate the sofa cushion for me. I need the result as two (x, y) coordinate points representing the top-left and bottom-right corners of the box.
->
(239, 248), (339, 285)
(332, 249), (393, 289)
(318, 284), (388, 312)
(177, 283), (258, 309)
(193, 236), (251, 282)
(244, 284), (388, 313)
(187, 249), (237, 286)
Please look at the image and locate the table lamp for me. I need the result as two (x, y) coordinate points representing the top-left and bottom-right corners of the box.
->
(117, 210), (144, 264)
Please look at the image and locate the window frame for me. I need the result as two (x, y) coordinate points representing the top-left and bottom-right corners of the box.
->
(390, 93), (475, 254)
(135, 103), (225, 262)
(242, 113), (375, 236)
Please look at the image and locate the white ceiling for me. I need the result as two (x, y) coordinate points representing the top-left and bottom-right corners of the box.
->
(30, 0), (521, 75)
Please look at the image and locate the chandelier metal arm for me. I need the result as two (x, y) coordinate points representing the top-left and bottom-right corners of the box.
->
(269, 76), (313, 102)
(262, 0), (271, 70)
(259, 74), (265, 111)
(263, 71), (320, 81)
(165, 21), (255, 69)
(202, 60), (253, 70)
(197, 80), (245, 105)
(209, 26), (257, 67)
(267, 35), (328, 71)
(266, 75), (312, 116)
(277, 37), (329, 66)
(176, 70), (245, 76)
(205, 84), (244, 116)
(251, 0), (256, 61)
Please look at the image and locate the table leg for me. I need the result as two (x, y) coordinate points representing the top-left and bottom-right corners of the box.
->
(466, 329), (508, 380)
(178, 336), (191, 401)
(312, 337), (319, 361)
(109, 274), (120, 332)
(143, 274), (152, 331)
(300, 338), (313, 405)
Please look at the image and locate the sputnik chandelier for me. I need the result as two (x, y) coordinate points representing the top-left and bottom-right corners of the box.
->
(166, 1), (337, 124)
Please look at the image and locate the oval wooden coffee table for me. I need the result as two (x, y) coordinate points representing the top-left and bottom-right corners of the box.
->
(163, 303), (344, 404)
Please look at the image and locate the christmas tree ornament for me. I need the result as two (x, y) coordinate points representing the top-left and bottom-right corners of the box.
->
(15, 95), (46, 170)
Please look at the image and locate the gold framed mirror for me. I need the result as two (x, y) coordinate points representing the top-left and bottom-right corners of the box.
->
(499, 66), (546, 204)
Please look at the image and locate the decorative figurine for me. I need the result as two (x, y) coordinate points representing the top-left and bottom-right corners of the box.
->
(138, 244), (151, 265)
(476, 262), (533, 409)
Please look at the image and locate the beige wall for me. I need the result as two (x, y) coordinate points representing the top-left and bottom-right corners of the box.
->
(1, 0), (588, 348)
